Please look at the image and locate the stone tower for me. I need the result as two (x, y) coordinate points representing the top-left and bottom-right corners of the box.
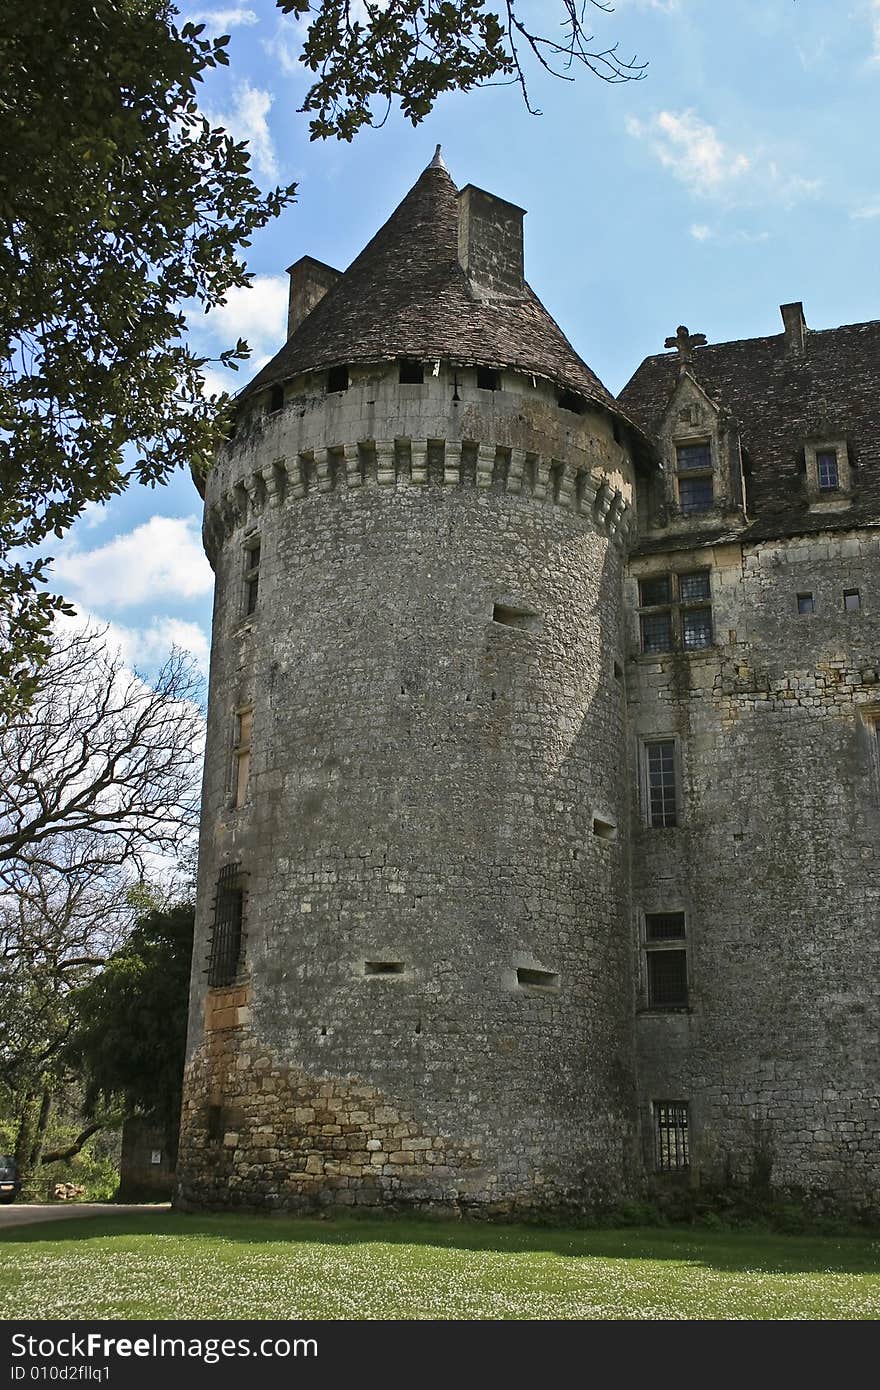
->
(177, 150), (644, 1215)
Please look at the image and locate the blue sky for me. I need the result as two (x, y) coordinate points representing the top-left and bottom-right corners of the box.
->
(51, 0), (880, 678)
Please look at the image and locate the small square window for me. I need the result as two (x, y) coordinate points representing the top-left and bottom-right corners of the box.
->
(654, 1101), (689, 1171)
(844, 589), (861, 612)
(676, 442), (712, 472)
(678, 571), (710, 604)
(681, 606), (713, 650)
(399, 359), (424, 384)
(640, 575), (672, 607)
(797, 592), (815, 615)
(817, 450), (839, 491)
(476, 367), (499, 391)
(327, 365), (349, 393)
(641, 611), (674, 654)
(678, 476), (714, 514)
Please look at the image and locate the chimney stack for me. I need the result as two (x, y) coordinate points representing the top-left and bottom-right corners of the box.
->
(457, 184), (525, 298)
(780, 301), (807, 354)
(286, 256), (342, 339)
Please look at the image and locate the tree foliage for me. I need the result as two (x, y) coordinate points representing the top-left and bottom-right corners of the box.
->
(0, 0), (296, 712)
(281, 0), (646, 140)
(67, 902), (195, 1147)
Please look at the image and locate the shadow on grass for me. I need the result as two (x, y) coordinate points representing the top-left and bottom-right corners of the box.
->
(2, 1209), (878, 1276)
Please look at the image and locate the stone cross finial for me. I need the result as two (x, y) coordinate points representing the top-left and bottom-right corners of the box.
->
(664, 324), (707, 363)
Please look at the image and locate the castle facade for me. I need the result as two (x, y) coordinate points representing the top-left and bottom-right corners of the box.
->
(176, 152), (879, 1217)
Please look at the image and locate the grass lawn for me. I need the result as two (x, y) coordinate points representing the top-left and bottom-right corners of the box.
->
(1, 1212), (878, 1320)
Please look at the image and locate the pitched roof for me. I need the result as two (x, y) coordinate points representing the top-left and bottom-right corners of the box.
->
(619, 319), (880, 541)
(242, 158), (618, 412)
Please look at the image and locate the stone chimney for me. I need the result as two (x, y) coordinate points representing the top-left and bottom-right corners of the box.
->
(286, 256), (342, 339)
(780, 301), (807, 354)
(457, 184), (525, 298)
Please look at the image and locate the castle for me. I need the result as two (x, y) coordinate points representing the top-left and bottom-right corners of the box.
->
(177, 150), (880, 1217)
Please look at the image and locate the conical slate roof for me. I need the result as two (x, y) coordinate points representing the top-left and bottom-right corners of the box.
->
(243, 156), (618, 410)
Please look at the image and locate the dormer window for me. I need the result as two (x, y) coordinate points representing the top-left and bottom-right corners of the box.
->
(805, 438), (851, 507)
(675, 442), (714, 514)
(816, 449), (839, 491)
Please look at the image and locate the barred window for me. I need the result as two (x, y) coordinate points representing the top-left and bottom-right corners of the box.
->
(207, 863), (244, 987)
(654, 1101), (689, 1171)
(645, 740), (678, 828)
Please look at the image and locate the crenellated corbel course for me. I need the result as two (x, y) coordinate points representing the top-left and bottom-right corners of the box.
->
(203, 436), (631, 561)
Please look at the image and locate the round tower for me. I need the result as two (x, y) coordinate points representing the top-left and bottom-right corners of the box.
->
(177, 152), (642, 1217)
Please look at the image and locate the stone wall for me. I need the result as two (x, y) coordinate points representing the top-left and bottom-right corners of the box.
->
(628, 530), (880, 1210)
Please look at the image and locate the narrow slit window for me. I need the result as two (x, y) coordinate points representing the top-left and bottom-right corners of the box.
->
(399, 359), (424, 384)
(654, 1101), (689, 1171)
(492, 603), (539, 632)
(327, 364), (349, 393)
(233, 708), (252, 808)
(268, 384), (284, 414)
(243, 538), (261, 617)
(516, 967), (560, 989)
(645, 740), (677, 828)
(364, 960), (405, 976)
(208, 864), (244, 987)
(844, 589), (861, 612)
(476, 367), (499, 391)
(797, 592), (815, 615)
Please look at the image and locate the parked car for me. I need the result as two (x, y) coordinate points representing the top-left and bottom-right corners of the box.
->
(0, 1154), (21, 1203)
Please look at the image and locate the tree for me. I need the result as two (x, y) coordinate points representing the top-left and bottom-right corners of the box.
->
(0, 0), (296, 714)
(284, 0), (646, 140)
(0, 624), (202, 1178)
(67, 902), (194, 1159)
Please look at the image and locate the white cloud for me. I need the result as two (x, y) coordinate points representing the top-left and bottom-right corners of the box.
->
(262, 14), (309, 77)
(627, 109), (819, 207)
(690, 223), (712, 241)
(104, 618), (211, 677)
(52, 516), (213, 612)
(205, 82), (279, 180)
(852, 202), (880, 219)
(80, 499), (112, 530)
(187, 7), (258, 27)
(627, 110), (750, 194)
(204, 275), (288, 360)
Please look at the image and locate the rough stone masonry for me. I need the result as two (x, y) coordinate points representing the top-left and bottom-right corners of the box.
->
(176, 151), (879, 1219)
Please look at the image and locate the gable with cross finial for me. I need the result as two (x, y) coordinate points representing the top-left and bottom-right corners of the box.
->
(664, 325), (707, 363)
